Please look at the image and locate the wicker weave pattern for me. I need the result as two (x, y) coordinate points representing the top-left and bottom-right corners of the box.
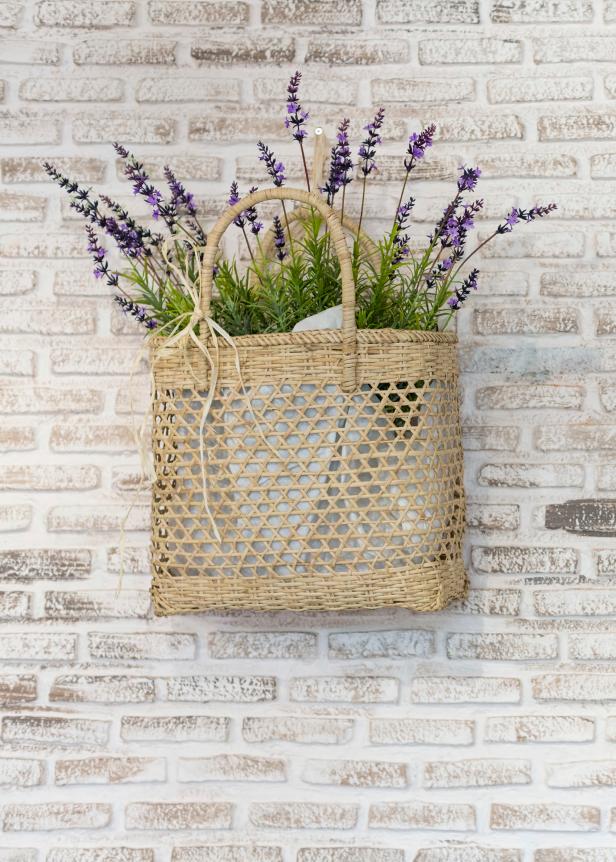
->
(150, 188), (466, 615)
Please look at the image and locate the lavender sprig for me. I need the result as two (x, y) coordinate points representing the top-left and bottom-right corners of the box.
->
(164, 166), (197, 216)
(257, 141), (286, 187)
(273, 215), (286, 261)
(394, 124), (435, 225)
(321, 118), (353, 207)
(285, 71), (311, 189)
(497, 203), (558, 233)
(114, 295), (157, 329)
(113, 142), (171, 229)
(391, 197), (414, 270)
(245, 186), (263, 237)
(358, 107), (385, 177)
(85, 225), (119, 287)
(448, 268), (479, 310)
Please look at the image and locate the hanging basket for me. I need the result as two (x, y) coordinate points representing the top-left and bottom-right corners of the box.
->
(150, 187), (467, 615)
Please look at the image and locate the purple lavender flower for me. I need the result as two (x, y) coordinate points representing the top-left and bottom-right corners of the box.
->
(448, 268), (479, 310)
(113, 142), (169, 225)
(321, 117), (353, 205)
(114, 295), (157, 329)
(442, 199), (484, 253)
(244, 186), (263, 236)
(228, 181), (245, 228)
(273, 215), (286, 261)
(358, 107), (385, 176)
(85, 225), (119, 287)
(285, 71), (309, 142)
(257, 141), (286, 187)
(391, 197), (414, 268)
(164, 166), (197, 216)
(404, 124), (435, 172)
(457, 166), (481, 193)
(497, 202), (557, 233)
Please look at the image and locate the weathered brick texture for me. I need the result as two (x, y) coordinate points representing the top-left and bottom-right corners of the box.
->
(0, 0), (614, 856)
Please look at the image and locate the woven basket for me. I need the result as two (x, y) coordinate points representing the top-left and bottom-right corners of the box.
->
(150, 187), (466, 615)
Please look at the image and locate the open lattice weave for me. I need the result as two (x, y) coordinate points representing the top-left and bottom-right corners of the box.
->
(150, 328), (466, 614)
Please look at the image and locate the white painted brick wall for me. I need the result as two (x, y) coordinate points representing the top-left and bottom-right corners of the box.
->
(1, 0), (615, 859)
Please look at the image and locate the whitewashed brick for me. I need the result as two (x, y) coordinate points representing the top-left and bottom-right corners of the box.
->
(477, 384), (584, 409)
(1, 714), (110, 747)
(20, 78), (124, 101)
(370, 718), (474, 746)
(121, 715), (229, 742)
(302, 758), (407, 788)
(149, 0), (248, 25)
(3, 803), (111, 831)
(290, 676), (399, 703)
(0, 633), (76, 661)
(178, 754), (285, 783)
(467, 503), (520, 531)
(447, 633), (558, 660)
(250, 802), (357, 830)
(411, 676), (521, 704)
(164, 675), (276, 703)
(492, 0), (591, 22)
(35, 0), (135, 27)
(488, 75), (592, 103)
(478, 463), (585, 489)
(535, 589), (616, 616)
(424, 758), (531, 788)
(55, 755), (165, 785)
(369, 802), (475, 831)
(377, 0), (479, 23)
(419, 38), (522, 64)
(0, 758), (44, 787)
(535, 37), (616, 63)
(74, 38), (176, 65)
(533, 674), (616, 701)
(125, 802), (233, 830)
(491, 803), (599, 832)
(547, 760), (616, 788)
(485, 714), (595, 743)
(209, 631), (316, 659)
(243, 716), (354, 745)
(328, 629), (434, 659)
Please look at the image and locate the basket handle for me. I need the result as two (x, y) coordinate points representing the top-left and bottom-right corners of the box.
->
(199, 186), (357, 392)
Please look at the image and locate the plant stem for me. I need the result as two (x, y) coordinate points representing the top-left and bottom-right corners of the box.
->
(392, 170), (410, 232)
(241, 225), (256, 265)
(356, 175), (367, 239)
(449, 229), (498, 283)
(299, 140), (311, 191)
(281, 200), (295, 254)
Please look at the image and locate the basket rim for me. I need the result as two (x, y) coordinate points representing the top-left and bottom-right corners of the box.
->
(151, 327), (457, 351)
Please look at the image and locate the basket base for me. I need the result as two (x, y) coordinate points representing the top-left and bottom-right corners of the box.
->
(151, 560), (467, 616)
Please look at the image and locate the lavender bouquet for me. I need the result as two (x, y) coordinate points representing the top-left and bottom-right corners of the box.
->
(44, 71), (556, 339)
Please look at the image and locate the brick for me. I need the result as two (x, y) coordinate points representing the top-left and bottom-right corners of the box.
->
(50, 424), (135, 452)
(189, 114), (290, 143)
(0, 852), (36, 862)
(370, 717), (474, 746)
(477, 384), (584, 410)
(598, 549), (616, 571)
(436, 113), (523, 142)
(485, 714), (594, 743)
(50, 348), (146, 375)
(3, 803), (111, 831)
(415, 851), (520, 862)
(424, 758), (531, 788)
(121, 715), (229, 742)
(419, 37), (522, 64)
(547, 760), (616, 787)
(172, 851), (282, 862)
(290, 676), (399, 703)
(0, 465), (99, 491)
(461, 345), (608, 375)
(0, 387), (101, 413)
(0, 504), (31, 532)
(597, 309), (616, 335)
(478, 464), (584, 489)
(590, 153), (616, 178)
(475, 307), (578, 335)
(0, 592), (31, 620)
(0, 269), (36, 295)
(490, 803), (599, 831)
(136, 76), (241, 103)
(209, 631), (316, 659)
(1, 38), (60, 63)
(546, 499), (616, 536)
(570, 634), (616, 659)
(463, 425), (519, 451)
(1, 715), (110, 747)
(117, 153), (222, 181)
(47, 852), (154, 862)
(541, 269), (616, 296)
(0, 232), (87, 258)
(0, 549), (90, 580)
(50, 674), (155, 704)
(298, 852), (402, 862)
(0, 757), (43, 787)
(328, 629), (434, 659)
(535, 852), (616, 862)
(0, 350), (33, 376)
(484, 155), (578, 180)
(2, 156), (105, 183)
(0, 427), (36, 451)
(596, 232), (616, 256)
(242, 716), (354, 745)
(447, 633), (558, 661)
(488, 75), (592, 103)
(372, 77), (475, 104)
(74, 113), (174, 144)
(255, 76), (357, 105)
(606, 718), (616, 740)
(250, 802), (357, 830)
(492, 0), (591, 21)
(107, 545), (149, 574)
(378, 0), (479, 21)
(535, 589), (616, 616)
(411, 676), (521, 704)
(44, 590), (150, 619)
(368, 802), (475, 831)
(533, 674), (616, 701)
(164, 675), (276, 702)
(302, 758), (407, 788)
(178, 754), (285, 782)
(482, 231), (585, 258)
(467, 503), (520, 531)
(0, 111), (60, 144)
(537, 426), (616, 451)
(20, 77), (124, 102)
(600, 382), (616, 411)
(55, 756), (165, 785)
(472, 546), (577, 575)
(305, 38), (408, 65)
(451, 589), (521, 616)
(48, 505), (149, 532)
(191, 35), (294, 64)
(0, 191), (46, 221)
(75, 38), (176, 64)
(539, 110), (616, 142)
(35, 0), (135, 26)
(264, 0), (361, 23)
(0, 633), (76, 661)
(149, 0), (248, 25)
(125, 802), (233, 830)
(0, 2), (23, 27)
(535, 37), (616, 63)
(88, 631), (196, 661)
